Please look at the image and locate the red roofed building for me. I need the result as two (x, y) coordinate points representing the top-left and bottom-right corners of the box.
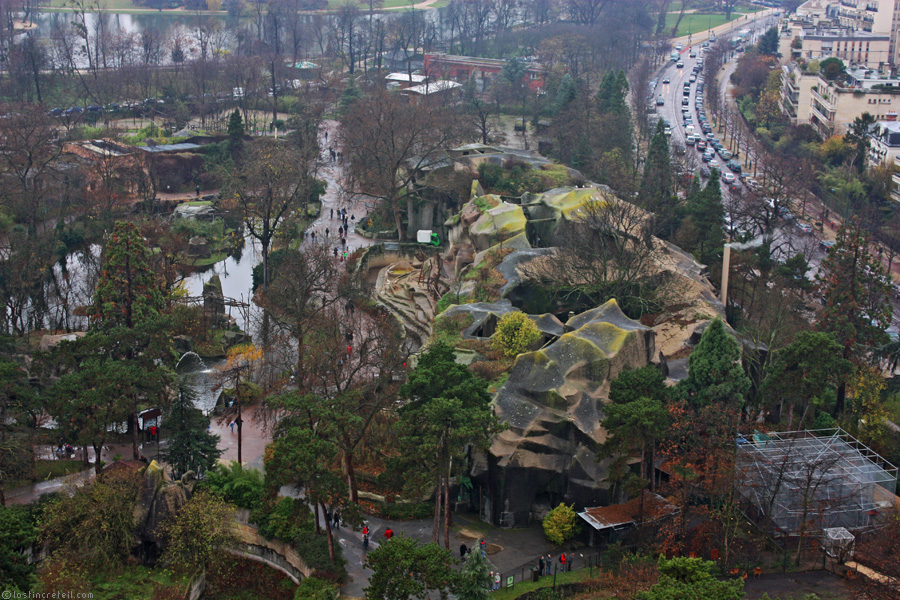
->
(424, 53), (547, 93)
(578, 491), (679, 547)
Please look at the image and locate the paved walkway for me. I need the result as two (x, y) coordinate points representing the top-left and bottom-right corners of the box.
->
(313, 507), (583, 598)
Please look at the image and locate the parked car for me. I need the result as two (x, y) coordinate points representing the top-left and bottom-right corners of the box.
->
(723, 172), (735, 183)
(709, 159), (720, 170)
(696, 140), (707, 151)
(699, 166), (711, 178)
(720, 150), (733, 160)
(796, 222), (812, 234)
(820, 239), (836, 252)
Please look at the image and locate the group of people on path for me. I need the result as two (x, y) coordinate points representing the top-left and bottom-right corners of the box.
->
(537, 553), (573, 576)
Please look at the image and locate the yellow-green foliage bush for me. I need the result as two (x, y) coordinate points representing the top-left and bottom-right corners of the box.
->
(542, 503), (581, 545)
(492, 311), (541, 358)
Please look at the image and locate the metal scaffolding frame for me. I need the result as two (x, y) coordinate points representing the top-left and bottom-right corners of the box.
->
(736, 428), (898, 536)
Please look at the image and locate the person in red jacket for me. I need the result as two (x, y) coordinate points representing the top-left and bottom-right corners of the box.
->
(384, 528), (393, 540)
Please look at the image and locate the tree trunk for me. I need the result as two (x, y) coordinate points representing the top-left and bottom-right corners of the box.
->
(131, 405), (140, 460)
(834, 346), (851, 416)
(345, 450), (358, 504)
(237, 402), (243, 465)
(444, 458), (451, 550)
(322, 501), (336, 563)
(314, 501), (321, 535)
(93, 442), (104, 474)
(432, 471), (442, 544)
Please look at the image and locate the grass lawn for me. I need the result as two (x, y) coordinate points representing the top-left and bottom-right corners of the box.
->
(665, 13), (737, 38)
(86, 565), (192, 600)
(493, 568), (595, 600)
(325, 0), (442, 8)
(48, 0), (140, 9)
(6, 460), (87, 490)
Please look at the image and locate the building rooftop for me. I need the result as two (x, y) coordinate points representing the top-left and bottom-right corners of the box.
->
(578, 491), (679, 531)
(404, 80), (463, 95)
(138, 143), (202, 153)
(386, 72), (427, 84)
(801, 28), (889, 41)
(842, 66), (900, 89)
(427, 53), (544, 70)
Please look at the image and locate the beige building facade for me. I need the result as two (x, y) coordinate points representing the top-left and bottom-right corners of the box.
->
(810, 68), (900, 136)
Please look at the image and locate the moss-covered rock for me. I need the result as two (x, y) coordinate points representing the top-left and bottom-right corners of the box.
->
(469, 201), (527, 251)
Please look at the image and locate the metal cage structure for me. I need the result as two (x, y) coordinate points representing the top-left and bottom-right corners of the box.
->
(736, 428), (898, 536)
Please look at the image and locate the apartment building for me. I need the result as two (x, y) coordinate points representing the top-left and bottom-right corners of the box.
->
(810, 66), (900, 136)
(782, 62), (822, 122)
(799, 0), (900, 65)
(867, 117), (900, 167)
(794, 29), (891, 67)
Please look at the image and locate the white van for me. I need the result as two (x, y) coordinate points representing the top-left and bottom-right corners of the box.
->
(685, 125), (696, 136)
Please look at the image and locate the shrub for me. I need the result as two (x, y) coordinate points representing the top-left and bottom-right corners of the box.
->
(542, 503), (581, 545)
(470, 360), (510, 381)
(492, 311), (541, 357)
(294, 576), (338, 600)
(254, 496), (314, 543)
(433, 312), (473, 345)
(380, 501), (434, 521)
(201, 461), (265, 510)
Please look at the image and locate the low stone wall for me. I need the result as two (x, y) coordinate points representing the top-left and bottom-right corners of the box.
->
(353, 242), (441, 276)
(231, 510), (313, 584)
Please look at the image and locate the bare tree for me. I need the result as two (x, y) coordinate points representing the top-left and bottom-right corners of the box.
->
(339, 89), (469, 240)
(520, 193), (669, 316)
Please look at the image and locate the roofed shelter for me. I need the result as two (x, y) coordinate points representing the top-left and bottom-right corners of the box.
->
(578, 491), (679, 547)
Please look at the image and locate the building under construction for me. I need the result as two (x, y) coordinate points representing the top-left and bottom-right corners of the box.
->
(736, 428), (898, 536)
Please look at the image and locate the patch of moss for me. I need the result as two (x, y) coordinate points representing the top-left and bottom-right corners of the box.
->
(539, 389), (569, 411)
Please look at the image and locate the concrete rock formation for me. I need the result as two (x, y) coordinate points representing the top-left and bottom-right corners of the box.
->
(471, 300), (654, 527)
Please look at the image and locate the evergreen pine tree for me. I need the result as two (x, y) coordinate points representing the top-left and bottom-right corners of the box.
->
(338, 76), (362, 116)
(163, 383), (222, 478)
(686, 170), (725, 265)
(676, 318), (751, 409)
(93, 221), (165, 330)
(595, 70), (633, 176)
(639, 120), (673, 214)
(757, 26), (780, 56)
(227, 109), (244, 153)
(553, 73), (578, 115)
(456, 550), (492, 600)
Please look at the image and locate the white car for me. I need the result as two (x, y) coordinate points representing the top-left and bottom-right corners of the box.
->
(723, 172), (735, 183)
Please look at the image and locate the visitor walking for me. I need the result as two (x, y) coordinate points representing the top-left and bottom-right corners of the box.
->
(460, 543), (467, 558)
(330, 208), (334, 219)
(545, 554), (552, 575)
(480, 539), (486, 558)
(493, 572), (500, 591)
(333, 511), (340, 529)
(229, 420), (235, 433)
(325, 228), (329, 238)
(384, 528), (393, 540)
(363, 534), (369, 551)
(560, 553), (566, 571)
(538, 556), (545, 576)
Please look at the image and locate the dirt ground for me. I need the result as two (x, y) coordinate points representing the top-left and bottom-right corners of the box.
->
(743, 570), (852, 600)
